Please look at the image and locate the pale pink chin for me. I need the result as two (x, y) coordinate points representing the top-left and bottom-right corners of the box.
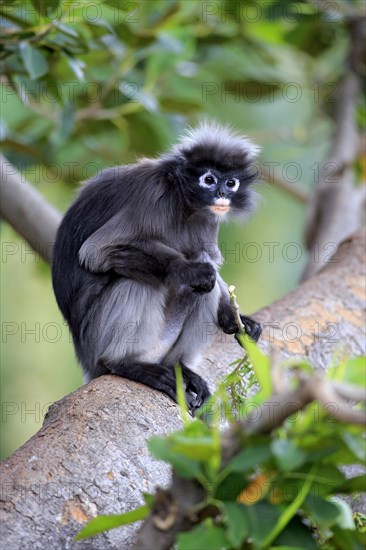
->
(209, 205), (231, 216)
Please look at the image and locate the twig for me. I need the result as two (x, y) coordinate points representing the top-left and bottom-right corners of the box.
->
(228, 285), (245, 333)
(76, 106), (123, 121)
(313, 380), (366, 425)
(332, 381), (366, 403)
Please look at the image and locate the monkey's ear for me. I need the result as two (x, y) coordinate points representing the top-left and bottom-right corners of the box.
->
(163, 154), (185, 181)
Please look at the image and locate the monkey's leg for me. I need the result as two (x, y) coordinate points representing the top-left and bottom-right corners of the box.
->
(102, 360), (207, 413)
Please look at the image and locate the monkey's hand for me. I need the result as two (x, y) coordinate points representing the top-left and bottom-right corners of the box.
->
(218, 304), (262, 342)
(180, 262), (216, 293)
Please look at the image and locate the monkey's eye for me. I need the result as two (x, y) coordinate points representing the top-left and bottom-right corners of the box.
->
(199, 172), (217, 188)
(226, 178), (239, 190)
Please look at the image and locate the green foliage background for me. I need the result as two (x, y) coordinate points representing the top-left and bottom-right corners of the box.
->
(0, 0), (364, 459)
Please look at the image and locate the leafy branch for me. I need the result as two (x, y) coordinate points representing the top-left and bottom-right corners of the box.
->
(75, 342), (366, 549)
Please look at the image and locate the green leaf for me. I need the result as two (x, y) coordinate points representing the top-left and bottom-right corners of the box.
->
(259, 464), (318, 548)
(174, 364), (190, 425)
(172, 434), (218, 461)
(328, 527), (365, 550)
(226, 443), (272, 473)
(235, 335), (272, 402)
(271, 440), (307, 471)
(148, 437), (201, 478)
(135, 90), (159, 113)
(341, 432), (366, 462)
(1, 0), (18, 5)
(52, 101), (74, 145)
(343, 356), (366, 386)
(30, 0), (60, 17)
(54, 22), (79, 39)
(330, 498), (356, 530)
(329, 356), (366, 386)
(19, 42), (48, 79)
(303, 494), (341, 532)
(165, 419), (221, 465)
(338, 475), (366, 494)
(215, 472), (249, 501)
(177, 521), (229, 549)
(278, 465), (345, 503)
(74, 505), (149, 540)
(143, 492), (154, 507)
(66, 56), (86, 80)
(309, 465), (346, 496)
(273, 515), (318, 549)
(246, 501), (280, 545)
(228, 358), (242, 367)
(221, 502), (249, 547)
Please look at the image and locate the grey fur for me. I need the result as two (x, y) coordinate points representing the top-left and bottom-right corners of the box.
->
(52, 122), (262, 411)
(78, 213), (222, 372)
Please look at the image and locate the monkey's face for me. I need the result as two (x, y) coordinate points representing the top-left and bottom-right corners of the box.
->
(172, 127), (259, 220)
(198, 170), (240, 218)
(180, 163), (257, 220)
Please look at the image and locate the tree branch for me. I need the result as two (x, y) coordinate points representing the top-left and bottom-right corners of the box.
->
(0, 155), (61, 262)
(259, 165), (311, 204)
(0, 229), (364, 549)
(302, 17), (365, 280)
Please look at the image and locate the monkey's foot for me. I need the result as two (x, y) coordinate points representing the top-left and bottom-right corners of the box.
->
(104, 359), (210, 415)
(239, 315), (262, 342)
(181, 365), (211, 414)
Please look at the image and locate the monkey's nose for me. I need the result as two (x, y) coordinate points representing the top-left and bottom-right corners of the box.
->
(217, 189), (227, 198)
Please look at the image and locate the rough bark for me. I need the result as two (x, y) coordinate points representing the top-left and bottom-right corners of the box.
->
(1, 229), (365, 550)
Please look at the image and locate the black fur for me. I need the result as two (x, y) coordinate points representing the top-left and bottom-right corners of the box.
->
(52, 123), (262, 413)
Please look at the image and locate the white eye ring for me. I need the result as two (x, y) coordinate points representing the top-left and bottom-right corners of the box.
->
(226, 178), (240, 192)
(199, 172), (217, 188)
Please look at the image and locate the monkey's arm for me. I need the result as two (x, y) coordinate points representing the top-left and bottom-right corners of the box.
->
(216, 275), (262, 341)
(78, 216), (216, 291)
(80, 239), (183, 285)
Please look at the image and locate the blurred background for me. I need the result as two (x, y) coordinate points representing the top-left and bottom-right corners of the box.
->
(1, 0), (364, 458)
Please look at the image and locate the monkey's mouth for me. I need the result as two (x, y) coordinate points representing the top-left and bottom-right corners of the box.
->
(209, 199), (231, 216)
